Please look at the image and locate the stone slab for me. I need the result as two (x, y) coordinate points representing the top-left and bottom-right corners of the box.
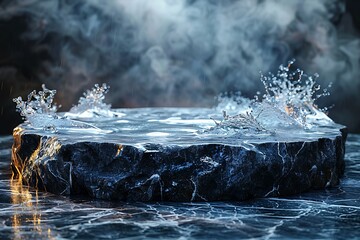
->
(11, 108), (347, 201)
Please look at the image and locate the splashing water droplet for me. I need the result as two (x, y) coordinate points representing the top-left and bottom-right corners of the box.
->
(14, 60), (334, 136)
(260, 60), (332, 127)
(213, 60), (333, 134)
(66, 83), (122, 118)
(13, 84), (59, 119)
(13, 84), (111, 133)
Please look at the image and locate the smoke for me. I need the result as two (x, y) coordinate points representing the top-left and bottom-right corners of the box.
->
(0, 0), (360, 131)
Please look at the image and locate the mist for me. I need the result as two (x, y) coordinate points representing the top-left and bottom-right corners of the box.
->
(0, 0), (359, 133)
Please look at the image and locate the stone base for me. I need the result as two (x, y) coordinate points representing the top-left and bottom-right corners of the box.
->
(11, 108), (347, 201)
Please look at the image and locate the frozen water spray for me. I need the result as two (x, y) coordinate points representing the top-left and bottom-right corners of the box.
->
(13, 60), (337, 136)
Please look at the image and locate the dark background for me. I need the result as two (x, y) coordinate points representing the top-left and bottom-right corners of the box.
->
(1, 0), (360, 134)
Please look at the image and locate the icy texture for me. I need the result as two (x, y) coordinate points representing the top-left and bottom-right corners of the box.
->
(14, 108), (344, 146)
(213, 60), (333, 133)
(12, 84), (106, 133)
(13, 61), (337, 136)
(13, 84), (58, 118)
(66, 83), (121, 118)
(12, 84), (62, 131)
(215, 92), (253, 115)
(212, 110), (268, 133)
(260, 59), (333, 127)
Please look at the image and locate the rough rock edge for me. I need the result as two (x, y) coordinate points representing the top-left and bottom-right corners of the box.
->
(11, 127), (347, 202)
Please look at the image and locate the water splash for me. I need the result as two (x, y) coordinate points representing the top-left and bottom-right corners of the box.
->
(214, 60), (334, 133)
(212, 110), (268, 133)
(13, 84), (109, 133)
(66, 83), (122, 118)
(215, 92), (253, 116)
(260, 59), (333, 127)
(13, 84), (59, 119)
(13, 85), (61, 131)
(14, 61), (336, 135)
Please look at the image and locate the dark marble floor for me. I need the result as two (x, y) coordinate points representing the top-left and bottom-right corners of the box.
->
(0, 134), (359, 239)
